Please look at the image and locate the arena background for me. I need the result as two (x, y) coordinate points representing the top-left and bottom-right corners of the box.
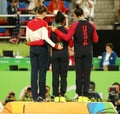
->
(0, 71), (120, 101)
(0, 30), (120, 57)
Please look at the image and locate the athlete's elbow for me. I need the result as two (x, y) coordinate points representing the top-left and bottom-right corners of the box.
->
(93, 36), (99, 43)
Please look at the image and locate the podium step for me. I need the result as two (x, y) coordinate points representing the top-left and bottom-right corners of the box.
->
(1, 101), (117, 114)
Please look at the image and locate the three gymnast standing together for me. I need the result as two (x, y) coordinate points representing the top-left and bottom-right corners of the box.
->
(26, 4), (99, 102)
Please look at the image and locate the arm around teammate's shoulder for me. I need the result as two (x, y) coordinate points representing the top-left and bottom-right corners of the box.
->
(52, 21), (79, 41)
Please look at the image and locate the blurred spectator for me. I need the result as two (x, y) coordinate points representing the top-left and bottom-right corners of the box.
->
(28, 0), (38, 11)
(99, 43), (117, 71)
(2, 91), (16, 106)
(45, 0), (68, 25)
(7, 0), (30, 2)
(45, 85), (51, 102)
(28, 0), (44, 14)
(7, 0), (12, 2)
(118, 1), (120, 21)
(107, 82), (120, 114)
(112, 82), (120, 114)
(47, 0), (67, 14)
(0, 0), (7, 14)
(76, 0), (95, 22)
(0, 0), (8, 35)
(88, 81), (102, 101)
(19, 0), (29, 2)
(114, 1), (120, 30)
(68, 46), (75, 66)
(33, 0), (45, 13)
(0, 102), (3, 113)
(19, 86), (32, 101)
(7, 0), (21, 44)
(68, 46), (75, 71)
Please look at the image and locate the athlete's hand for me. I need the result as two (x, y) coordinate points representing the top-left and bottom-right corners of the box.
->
(51, 26), (57, 32)
(57, 43), (63, 50)
(54, 43), (63, 50)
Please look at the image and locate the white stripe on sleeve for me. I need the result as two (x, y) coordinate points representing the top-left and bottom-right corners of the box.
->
(41, 27), (55, 47)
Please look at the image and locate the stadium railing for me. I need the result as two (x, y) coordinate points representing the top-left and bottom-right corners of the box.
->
(0, 14), (69, 39)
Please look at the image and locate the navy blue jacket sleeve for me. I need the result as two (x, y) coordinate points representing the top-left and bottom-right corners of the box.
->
(109, 51), (117, 65)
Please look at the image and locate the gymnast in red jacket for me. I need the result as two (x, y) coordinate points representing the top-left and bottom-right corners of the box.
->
(26, 5), (63, 102)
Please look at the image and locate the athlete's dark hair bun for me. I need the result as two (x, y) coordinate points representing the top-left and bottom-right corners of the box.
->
(57, 11), (62, 15)
(55, 11), (65, 23)
(75, 4), (80, 9)
(74, 4), (84, 16)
